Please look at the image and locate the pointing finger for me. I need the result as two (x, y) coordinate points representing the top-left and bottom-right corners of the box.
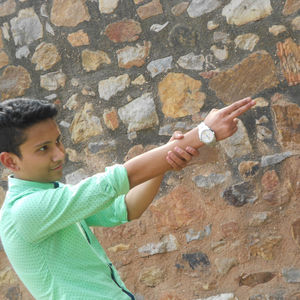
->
(221, 97), (253, 116)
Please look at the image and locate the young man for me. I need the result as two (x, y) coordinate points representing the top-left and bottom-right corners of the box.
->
(0, 97), (255, 299)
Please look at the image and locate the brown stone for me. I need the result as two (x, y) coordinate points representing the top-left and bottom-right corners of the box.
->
(221, 222), (239, 238)
(158, 72), (206, 118)
(67, 30), (89, 47)
(276, 38), (300, 86)
(117, 41), (151, 69)
(150, 185), (205, 232)
(103, 107), (119, 131)
(238, 161), (260, 179)
(292, 219), (300, 249)
(0, 51), (9, 69)
(82, 49), (111, 72)
(0, 0), (16, 17)
(105, 19), (142, 43)
(139, 266), (164, 287)
(261, 170), (279, 192)
(271, 93), (300, 149)
(171, 2), (189, 16)
(31, 42), (61, 71)
(250, 236), (282, 260)
(283, 0), (300, 15)
(239, 272), (276, 287)
(209, 51), (279, 104)
(137, 0), (163, 20)
(70, 103), (103, 144)
(0, 65), (31, 100)
(0, 186), (5, 207)
(50, 0), (90, 27)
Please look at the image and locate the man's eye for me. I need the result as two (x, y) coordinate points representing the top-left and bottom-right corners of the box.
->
(39, 146), (48, 151)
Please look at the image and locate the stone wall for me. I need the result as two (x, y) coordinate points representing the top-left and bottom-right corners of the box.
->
(0, 0), (299, 299)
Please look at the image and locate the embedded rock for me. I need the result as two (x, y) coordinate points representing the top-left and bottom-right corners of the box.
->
(137, 0), (163, 20)
(40, 70), (67, 91)
(31, 42), (61, 71)
(105, 19), (142, 43)
(222, 182), (257, 207)
(147, 56), (173, 78)
(234, 33), (259, 51)
(0, 65), (31, 100)
(282, 0), (300, 16)
(98, 74), (130, 101)
(238, 272), (276, 287)
(209, 51), (279, 104)
(10, 7), (43, 46)
(177, 52), (205, 71)
(276, 38), (300, 86)
(222, 0), (273, 26)
(139, 266), (164, 287)
(158, 72), (205, 118)
(50, 0), (90, 27)
(219, 120), (252, 159)
(67, 30), (89, 47)
(271, 93), (300, 149)
(99, 0), (119, 14)
(70, 103), (103, 144)
(187, 0), (221, 18)
(0, 0), (16, 17)
(82, 49), (111, 72)
(117, 41), (151, 69)
(118, 93), (159, 132)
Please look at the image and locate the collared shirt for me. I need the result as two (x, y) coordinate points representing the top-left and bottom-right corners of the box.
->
(0, 165), (135, 300)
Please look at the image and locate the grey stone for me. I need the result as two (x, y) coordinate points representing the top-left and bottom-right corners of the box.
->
(98, 74), (130, 101)
(257, 125), (272, 140)
(88, 140), (117, 154)
(45, 94), (57, 100)
(213, 32), (231, 44)
(193, 172), (230, 189)
(222, 182), (257, 207)
(177, 52), (205, 71)
(138, 234), (178, 256)
(150, 21), (169, 32)
(196, 294), (237, 300)
(182, 252), (210, 270)
(65, 169), (89, 185)
(261, 151), (293, 167)
(220, 120), (252, 159)
(187, 0), (221, 18)
(59, 121), (70, 128)
(40, 70), (67, 91)
(118, 93), (159, 132)
(147, 56), (173, 78)
(46, 22), (55, 36)
(186, 225), (212, 243)
(282, 268), (300, 283)
(16, 45), (30, 59)
(10, 7), (43, 46)
(222, 0), (273, 26)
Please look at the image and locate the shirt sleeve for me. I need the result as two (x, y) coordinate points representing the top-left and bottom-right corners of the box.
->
(12, 165), (130, 243)
(85, 194), (129, 227)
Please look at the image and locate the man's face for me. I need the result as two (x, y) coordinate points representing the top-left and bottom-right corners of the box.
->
(13, 118), (65, 183)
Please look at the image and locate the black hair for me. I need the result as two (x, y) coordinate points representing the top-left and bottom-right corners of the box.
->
(0, 98), (58, 157)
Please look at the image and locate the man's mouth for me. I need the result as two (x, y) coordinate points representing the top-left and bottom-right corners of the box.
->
(51, 164), (63, 171)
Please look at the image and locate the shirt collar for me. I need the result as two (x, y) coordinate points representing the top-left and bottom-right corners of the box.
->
(8, 175), (61, 192)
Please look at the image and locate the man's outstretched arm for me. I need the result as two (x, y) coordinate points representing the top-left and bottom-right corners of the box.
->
(125, 132), (198, 221)
(123, 97), (255, 189)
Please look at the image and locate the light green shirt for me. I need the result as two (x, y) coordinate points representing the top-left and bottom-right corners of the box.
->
(0, 165), (135, 300)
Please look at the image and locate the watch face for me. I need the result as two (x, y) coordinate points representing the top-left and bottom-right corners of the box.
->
(201, 129), (214, 143)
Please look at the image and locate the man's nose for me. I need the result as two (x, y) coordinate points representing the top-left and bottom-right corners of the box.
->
(52, 144), (65, 162)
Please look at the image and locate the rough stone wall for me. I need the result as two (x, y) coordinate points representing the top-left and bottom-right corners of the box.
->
(0, 0), (299, 299)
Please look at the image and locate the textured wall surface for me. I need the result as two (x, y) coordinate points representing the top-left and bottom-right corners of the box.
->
(0, 0), (300, 299)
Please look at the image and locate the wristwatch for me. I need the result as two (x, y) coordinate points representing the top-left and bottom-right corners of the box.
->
(197, 122), (216, 146)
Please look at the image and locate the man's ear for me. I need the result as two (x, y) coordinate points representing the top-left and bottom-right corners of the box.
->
(0, 152), (20, 171)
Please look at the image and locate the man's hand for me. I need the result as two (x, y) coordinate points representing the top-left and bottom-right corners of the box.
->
(166, 131), (198, 170)
(203, 97), (255, 141)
